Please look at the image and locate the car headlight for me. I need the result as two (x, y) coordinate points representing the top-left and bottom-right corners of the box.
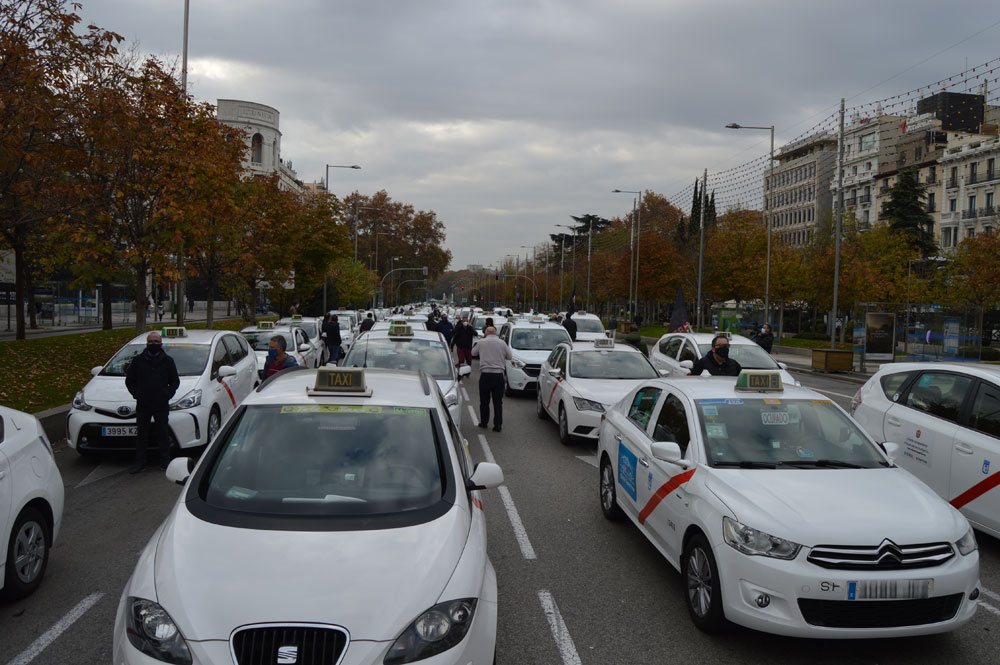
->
(126, 598), (192, 664)
(169, 389), (202, 411)
(573, 397), (605, 412)
(72, 391), (92, 411)
(956, 528), (978, 556)
(384, 598), (478, 665)
(510, 358), (526, 369)
(723, 516), (801, 560)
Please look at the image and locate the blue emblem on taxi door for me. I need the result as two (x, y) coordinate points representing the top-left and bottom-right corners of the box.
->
(984, 460), (991, 475)
(618, 443), (637, 501)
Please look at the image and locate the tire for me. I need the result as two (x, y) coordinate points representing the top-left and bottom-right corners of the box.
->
(558, 405), (572, 446)
(599, 456), (623, 521)
(504, 373), (517, 397)
(3, 507), (50, 600)
(207, 406), (222, 444)
(682, 533), (727, 633)
(536, 388), (548, 420)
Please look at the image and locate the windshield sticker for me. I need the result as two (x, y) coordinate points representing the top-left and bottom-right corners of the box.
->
(393, 407), (428, 416)
(761, 411), (789, 425)
(701, 405), (718, 416)
(764, 398), (781, 405)
(280, 405), (383, 414)
(225, 486), (258, 500)
(618, 443), (638, 501)
(699, 398), (744, 406)
(796, 447), (815, 458)
(706, 423), (728, 439)
(918, 374), (934, 387)
(810, 399), (833, 405)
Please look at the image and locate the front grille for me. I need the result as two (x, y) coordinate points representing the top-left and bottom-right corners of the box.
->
(231, 624), (348, 665)
(95, 407), (136, 420)
(808, 540), (954, 570)
(798, 595), (963, 628)
(524, 364), (541, 377)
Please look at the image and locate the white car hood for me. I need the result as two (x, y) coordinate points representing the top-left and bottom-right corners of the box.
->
(511, 349), (556, 364)
(153, 503), (470, 641)
(83, 376), (200, 408)
(570, 378), (650, 406)
(575, 332), (606, 341)
(705, 468), (968, 546)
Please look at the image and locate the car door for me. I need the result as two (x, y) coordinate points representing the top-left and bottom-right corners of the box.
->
(677, 340), (700, 370)
(883, 370), (975, 497)
(0, 415), (11, 569)
(221, 334), (250, 402)
(652, 336), (684, 374)
(948, 379), (1000, 534)
(209, 341), (238, 418)
(612, 386), (662, 520)
(639, 391), (696, 561)
(545, 348), (569, 417)
(294, 329), (313, 367)
(538, 347), (560, 413)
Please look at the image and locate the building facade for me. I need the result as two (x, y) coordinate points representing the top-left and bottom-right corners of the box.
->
(830, 113), (905, 229)
(873, 112), (946, 232)
(764, 133), (837, 246)
(938, 133), (1000, 249)
(216, 99), (302, 193)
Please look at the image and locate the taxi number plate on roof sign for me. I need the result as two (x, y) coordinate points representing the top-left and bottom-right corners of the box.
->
(313, 368), (367, 392)
(162, 326), (186, 338)
(257, 321), (276, 329)
(281, 405), (382, 414)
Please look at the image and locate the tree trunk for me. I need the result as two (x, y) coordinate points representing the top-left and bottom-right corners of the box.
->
(135, 268), (148, 334)
(26, 271), (37, 330)
(205, 279), (215, 329)
(778, 301), (785, 340)
(102, 281), (113, 330)
(14, 242), (25, 340)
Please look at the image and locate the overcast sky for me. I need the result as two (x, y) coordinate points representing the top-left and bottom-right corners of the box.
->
(79, 0), (1000, 268)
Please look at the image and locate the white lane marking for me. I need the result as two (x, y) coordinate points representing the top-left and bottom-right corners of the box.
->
(979, 600), (1000, 617)
(461, 386), (470, 401)
(75, 462), (129, 489)
(538, 590), (583, 665)
(468, 405), (479, 425)
(5, 592), (104, 665)
(576, 455), (598, 469)
(981, 587), (1000, 603)
(478, 434), (536, 560)
(812, 388), (857, 400)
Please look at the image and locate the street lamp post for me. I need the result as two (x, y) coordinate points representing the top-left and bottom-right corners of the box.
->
(521, 245), (534, 310)
(613, 190), (641, 320)
(322, 164), (361, 313)
(725, 123), (774, 324)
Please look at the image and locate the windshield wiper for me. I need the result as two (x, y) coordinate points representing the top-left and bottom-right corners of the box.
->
(712, 460), (779, 469)
(782, 459), (866, 469)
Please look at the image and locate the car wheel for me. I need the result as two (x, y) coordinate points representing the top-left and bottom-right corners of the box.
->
(3, 507), (50, 600)
(558, 404), (572, 446)
(599, 456), (623, 521)
(504, 373), (517, 397)
(536, 388), (548, 420)
(207, 406), (222, 444)
(682, 533), (727, 633)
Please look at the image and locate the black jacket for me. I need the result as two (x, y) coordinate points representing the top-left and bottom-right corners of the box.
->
(562, 318), (577, 341)
(452, 322), (475, 349)
(690, 354), (742, 377)
(752, 331), (774, 353)
(323, 320), (342, 346)
(125, 348), (181, 411)
(360, 318), (375, 332)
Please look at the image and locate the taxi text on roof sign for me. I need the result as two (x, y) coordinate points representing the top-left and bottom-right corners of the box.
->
(312, 367), (368, 393)
(291, 314), (303, 320)
(257, 321), (275, 329)
(735, 369), (783, 392)
(161, 326), (187, 338)
(594, 337), (614, 349)
(388, 322), (414, 336)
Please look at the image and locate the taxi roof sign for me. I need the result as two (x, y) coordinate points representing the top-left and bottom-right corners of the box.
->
(714, 330), (733, 340)
(291, 314), (303, 320)
(388, 322), (414, 336)
(593, 337), (614, 349)
(161, 326), (187, 338)
(257, 321), (276, 329)
(311, 367), (370, 395)
(734, 369), (783, 392)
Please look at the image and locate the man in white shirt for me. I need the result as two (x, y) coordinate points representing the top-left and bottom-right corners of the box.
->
(471, 326), (511, 432)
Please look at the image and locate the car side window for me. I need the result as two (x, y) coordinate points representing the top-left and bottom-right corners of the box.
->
(556, 349), (567, 373)
(661, 337), (682, 358)
(652, 393), (691, 455)
(678, 342), (699, 363)
(880, 370), (917, 401)
(222, 335), (244, 362)
(902, 372), (973, 423)
(546, 347), (560, 365)
(237, 334), (250, 357)
(628, 387), (662, 432)
(970, 382), (1000, 439)
(211, 342), (230, 377)
(0, 415), (4, 443)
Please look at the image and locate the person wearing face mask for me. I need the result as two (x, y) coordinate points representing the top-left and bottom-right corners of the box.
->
(125, 331), (181, 474)
(262, 334), (298, 378)
(689, 335), (742, 377)
(752, 323), (775, 353)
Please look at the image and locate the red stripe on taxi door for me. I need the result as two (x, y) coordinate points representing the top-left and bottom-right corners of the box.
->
(546, 379), (563, 410)
(220, 380), (237, 408)
(950, 472), (1000, 509)
(638, 469), (696, 525)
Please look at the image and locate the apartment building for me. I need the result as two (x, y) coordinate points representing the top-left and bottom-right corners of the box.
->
(872, 112), (946, 230)
(939, 132), (1000, 249)
(763, 132), (837, 246)
(830, 112), (905, 228)
(216, 99), (303, 193)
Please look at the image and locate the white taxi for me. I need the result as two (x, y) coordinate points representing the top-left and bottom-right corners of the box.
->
(470, 315), (506, 353)
(113, 367), (503, 665)
(241, 322), (319, 377)
(559, 312), (607, 341)
(851, 363), (1000, 540)
(537, 338), (660, 445)
(650, 331), (797, 384)
(68, 328), (259, 456)
(598, 369), (980, 637)
(497, 317), (572, 395)
(1, 406), (64, 599)
(329, 310), (360, 353)
(343, 323), (470, 426)
(279, 315), (327, 366)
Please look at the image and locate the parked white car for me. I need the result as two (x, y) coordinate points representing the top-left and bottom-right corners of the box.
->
(68, 327), (259, 455)
(1, 406), (64, 599)
(278, 316), (327, 366)
(851, 362), (1000, 539)
(558, 312), (607, 341)
(241, 324), (318, 377)
(649, 331), (797, 384)
(497, 317), (572, 394)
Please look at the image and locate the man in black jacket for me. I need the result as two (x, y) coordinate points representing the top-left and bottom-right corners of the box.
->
(322, 314), (342, 364)
(562, 311), (577, 342)
(125, 332), (181, 474)
(752, 323), (774, 353)
(451, 315), (475, 371)
(690, 335), (742, 377)
(359, 312), (375, 332)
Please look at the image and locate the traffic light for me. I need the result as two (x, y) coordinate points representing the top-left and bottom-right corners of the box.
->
(495, 272), (499, 280)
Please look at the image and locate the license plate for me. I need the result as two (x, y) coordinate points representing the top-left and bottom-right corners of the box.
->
(847, 579), (933, 600)
(101, 425), (137, 437)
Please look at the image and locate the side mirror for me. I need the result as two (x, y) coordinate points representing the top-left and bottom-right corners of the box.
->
(658, 369), (670, 377)
(165, 456), (194, 486)
(679, 360), (694, 370)
(548, 368), (562, 378)
(466, 462), (504, 490)
(218, 365), (237, 379)
(650, 441), (686, 466)
(882, 441), (901, 464)
(458, 364), (472, 377)
(298, 344), (311, 352)
(91, 366), (103, 377)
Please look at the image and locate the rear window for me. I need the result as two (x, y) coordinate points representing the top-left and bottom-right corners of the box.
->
(511, 328), (571, 350)
(574, 319), (605, 333)
(242, 332), (295, 352)
(879, 370), (917, 400)
(345, 337), (452, 379)
(203, 405), (445, 517)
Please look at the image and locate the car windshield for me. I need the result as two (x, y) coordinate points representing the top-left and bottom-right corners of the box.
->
(242, 332), (295, 352)
(696, 342), (779, 369)
(474, 317), (506, 331)
(100, 343), (210, 377)
(332, 313), (357, 328)
(345, 337), (453, 379)
(511, 328), (572, 350)
(574, 319), (605, 333)
(569, 351), (657, 379)
(697, 398), (887, 468)
(289, 322), (319, 339)
(203, 405), (444, 516)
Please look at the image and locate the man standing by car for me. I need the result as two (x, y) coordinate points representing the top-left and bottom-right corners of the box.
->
(125, 331), (180, 474)
(451, 315), (475, 370)
(472, 326), (511, 432)
(562, 310), (577, 342)
(690, 335), (742, 377)
(360, 312), (375, 332)
(323, 314), (342, 364)
(262, 335), (298, 378)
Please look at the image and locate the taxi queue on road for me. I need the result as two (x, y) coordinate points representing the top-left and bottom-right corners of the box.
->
(3, 304), (999, 664)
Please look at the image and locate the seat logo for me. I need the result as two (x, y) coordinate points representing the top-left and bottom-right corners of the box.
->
(117, 405), (133, 416)
(277, 646), (298, 664)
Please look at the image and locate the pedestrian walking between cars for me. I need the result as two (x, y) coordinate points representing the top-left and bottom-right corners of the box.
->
(472, 325), (511, 432)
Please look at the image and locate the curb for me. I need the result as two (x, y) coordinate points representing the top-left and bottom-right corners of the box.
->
(34, 403), (71, 442)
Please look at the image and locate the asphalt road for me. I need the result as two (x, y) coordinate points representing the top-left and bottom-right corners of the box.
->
(3, 366), (1000, 665)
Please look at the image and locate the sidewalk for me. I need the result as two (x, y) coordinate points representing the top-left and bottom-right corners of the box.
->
(0, 306), (238, 341)
(771, 345), (874, 385)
